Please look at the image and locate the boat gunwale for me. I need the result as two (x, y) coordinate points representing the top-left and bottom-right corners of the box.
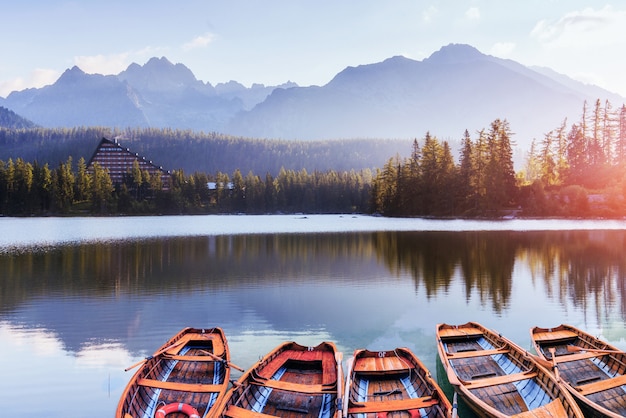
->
(219, 340), (343, 418)
(437, 321), (584, 418)
(115, 327), (231, 418)
(529, 324), (626, 418)
(344, 346), (453, 418)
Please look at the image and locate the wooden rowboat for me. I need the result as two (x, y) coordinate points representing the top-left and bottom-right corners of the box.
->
(436, 322), (584, 418)
(530, 324), (626, 418)
(343, 347), (456, 418)
(219, 341), (343, 418)
(116, 327), (233, 418)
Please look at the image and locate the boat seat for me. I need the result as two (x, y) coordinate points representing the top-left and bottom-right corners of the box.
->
(576, 373), (626, 395)
(250, 379), (330, 394)
(532, 330), (578, 343)
(257, 349), (337, 385)
(163, 354), (223, 362)
(510, 398), (567, 418)
(223, 405), (278, 418)
(165, 333), (225, 357)
(348, 396), (439, 413)
(438, 327), (484, 339)
(136, 378), (224, 393)
(353, 356), (411, 374)
(446, 348), (508, 359)
(462, 371), (538, 389)
(554, 351), (608, 363)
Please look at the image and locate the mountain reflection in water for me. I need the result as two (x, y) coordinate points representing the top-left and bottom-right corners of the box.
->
(1, 225), (625, 417)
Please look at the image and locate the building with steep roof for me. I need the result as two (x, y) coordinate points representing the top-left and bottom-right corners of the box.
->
(87, 137), (171, 190)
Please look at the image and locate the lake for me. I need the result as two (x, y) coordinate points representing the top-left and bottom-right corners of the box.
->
(1, 214), (625, 417)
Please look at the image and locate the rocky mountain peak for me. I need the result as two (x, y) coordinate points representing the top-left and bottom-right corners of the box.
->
(425, 43), (486, 64)
(118, 57), (208, 93)
(57, 66), (87, 83)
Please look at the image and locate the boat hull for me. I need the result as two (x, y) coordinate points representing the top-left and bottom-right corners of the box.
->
(436, 322), (584, 418)
(220, 341), (343, 418)
(530, 324), (626, 418)
(116, 327), (231, 418)
(344, 347), (454, 418)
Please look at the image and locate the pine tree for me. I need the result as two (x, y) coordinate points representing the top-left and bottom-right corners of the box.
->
(566, 123), (586, 185)
(420, 132), (440, 215)
(523, 139), (541, 184)
(602, 100), (614, 164)
(473, 129), (489, 214)
(75, 157), (92, 202)
(90, 162), (114, 213)
(484, 119), (517, 211)
(555, 118), (569, 185)
(589, 99), (603, 165)
(438, 141), (457, 215)
(53, 157), (75, 213)
(539, 130), (556, 185)
(616, 105), (626, 172)
(457, 129), (474, 213)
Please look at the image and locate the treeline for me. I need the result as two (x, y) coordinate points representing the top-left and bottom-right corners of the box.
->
(521, 99), (626, 216)
(4, 99), (626, 218)
(371, 100), (626, 218)
(0, 156), (372, 215)
(371, 119), (517, 217)
(525, 100), (626, 187)
(0, 126), (411, 175)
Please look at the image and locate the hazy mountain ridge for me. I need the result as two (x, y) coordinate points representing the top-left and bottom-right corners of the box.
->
(0, 106), (36, 129)
(0, 44), (623, 149)
(0, 56), (294, 132)
(228, 45), (625, 146)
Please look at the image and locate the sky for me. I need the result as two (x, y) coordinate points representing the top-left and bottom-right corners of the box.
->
(1, 1), (626, 98)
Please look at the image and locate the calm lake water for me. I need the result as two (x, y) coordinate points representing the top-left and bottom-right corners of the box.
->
(1, 214), (626, 417)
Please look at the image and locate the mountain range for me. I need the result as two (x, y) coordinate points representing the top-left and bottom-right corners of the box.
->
(1, 44), (624, 149)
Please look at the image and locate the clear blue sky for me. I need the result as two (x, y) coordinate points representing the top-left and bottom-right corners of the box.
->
(2, 1), (625, 98)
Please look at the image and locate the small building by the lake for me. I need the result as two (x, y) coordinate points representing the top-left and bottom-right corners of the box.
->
(87, 137), (171, 190)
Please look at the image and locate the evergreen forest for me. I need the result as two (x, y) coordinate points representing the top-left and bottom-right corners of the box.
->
(371, 100), (626, 217)
(0, 124), (411, 175)
(1, 99), (625, 218)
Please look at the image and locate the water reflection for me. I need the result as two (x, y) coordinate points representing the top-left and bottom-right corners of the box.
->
(2, 231), (626, 327)
(1, 229), (626, 417)
(373, 230), (626, 319)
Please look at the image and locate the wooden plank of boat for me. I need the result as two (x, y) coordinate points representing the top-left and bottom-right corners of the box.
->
(116, 327), (232, 418)
(219, 341), (343, 418)
(530, 324), (626, 418)
(343, 347), (455, 418)
(436, 322), (584, 418)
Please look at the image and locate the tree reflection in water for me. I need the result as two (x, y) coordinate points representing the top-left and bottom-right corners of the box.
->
(1, 230), (625, 321)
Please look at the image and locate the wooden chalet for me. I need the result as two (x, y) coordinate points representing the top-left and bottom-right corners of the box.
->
(87, 137), (171, 191)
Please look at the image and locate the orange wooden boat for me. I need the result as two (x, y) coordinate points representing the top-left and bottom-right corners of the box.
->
(219, 341), (343, 418)
(116, 327), (233, 418)
(436, 322), (584, 418)
(530, 324), (626, 418)
(343, 347), (456, 418)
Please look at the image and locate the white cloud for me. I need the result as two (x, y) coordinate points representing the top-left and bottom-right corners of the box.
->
(490, 42), (516, 57)
(465, 7), (480, 20)
(73, 52), (131, 75)
(182, 32), (215, 51)
(531, 5), (626, 48)
(0, 47), (168, 97)
(0, 68), (59, 97)
(422, 6), (437, 23)
(73, 47), (165, 75)
(528, 5), (626, 95)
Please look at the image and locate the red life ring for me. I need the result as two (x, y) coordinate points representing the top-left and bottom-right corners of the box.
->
(155, 402), (201, 418)
(377, 410), (422, 418)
